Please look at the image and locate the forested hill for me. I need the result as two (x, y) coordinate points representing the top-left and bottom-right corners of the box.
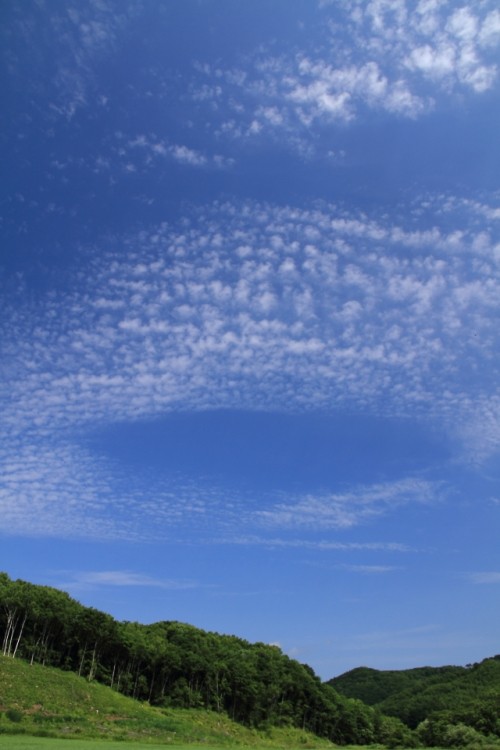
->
(0, 572), (412, 746)
(328, 664), (466, 708)
(328, 658), (500, 733)
(4, 571), (500, 748)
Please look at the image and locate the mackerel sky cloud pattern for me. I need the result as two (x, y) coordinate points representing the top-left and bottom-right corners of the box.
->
(2, 197), (498, 536)
(193, 0), (500, 142)
(1, 0), (500, 676)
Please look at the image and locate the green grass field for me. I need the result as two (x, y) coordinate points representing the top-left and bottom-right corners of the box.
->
(0, 655), (332, 748)
(2, 740), (326, 750)
(0, 741), (343, 750)
(0, 740), (241, 750)
(0, 742), (358, 750)
(0, 739), (176, 749)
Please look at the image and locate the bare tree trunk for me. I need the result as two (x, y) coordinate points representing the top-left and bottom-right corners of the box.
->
(3, 610), (23, 657)
(2, 611), (16, 655)
(12, 613), (27, 658)
(78, 642), (87, 677)
(88, 642), (98, 681)
(148, 668), (156, 702)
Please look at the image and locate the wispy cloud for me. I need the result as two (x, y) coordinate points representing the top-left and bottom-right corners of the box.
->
(60, 570), (199, 592)
(3, 1), (139, 121)
(254, 479), (440, 530)
(125, 133), (234, 170)
(0, 439), (133, 540)
(0, 435), (234, 541)
(340, 564), (401, 574)
(466, 572), (500, 584)
(222, 537), (412, 553)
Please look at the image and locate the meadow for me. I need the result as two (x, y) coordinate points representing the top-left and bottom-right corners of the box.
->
(0, 740), (297, 750)
(0, 739), (179, 750)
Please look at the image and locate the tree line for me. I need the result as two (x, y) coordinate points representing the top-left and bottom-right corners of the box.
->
(9, 571), (499, 747)
(330, 660), (500, 746)
(0, 572), (413, 746)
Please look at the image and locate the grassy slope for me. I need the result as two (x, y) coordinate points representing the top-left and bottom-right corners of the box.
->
(0, 655), (332, 747)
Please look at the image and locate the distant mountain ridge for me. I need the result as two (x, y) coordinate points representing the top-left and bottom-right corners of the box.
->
(328, 657), (500, 732)
(328, 664), (466, 709)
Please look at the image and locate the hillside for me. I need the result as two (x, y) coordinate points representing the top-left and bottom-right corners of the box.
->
(329, 658), (500, 732)
(328, 665), (466, 709)
(0, 572), (411, 746)
(4, 571), (500, 748)
(0, 654), (332, 745)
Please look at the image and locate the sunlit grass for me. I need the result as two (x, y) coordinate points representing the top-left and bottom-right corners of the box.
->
(0, 655), (331, 747)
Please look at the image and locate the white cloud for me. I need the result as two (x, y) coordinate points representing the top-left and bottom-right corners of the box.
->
(190, 1), (499, 147)
(467, 572), (500, 584)
(479, 10), (500, 48)
(406, 44), (456, 80)
(222, 537), (412, 552)
(63, 570), (198, 590)
(8, 1), (499, 146)
(123, 133), (232, 171)
(254, 479), (439, 530)
(170, 144), (207, 166)
(0, 439), (129, 540)
(341, 564), (401, 574)
(3, 196), (498, 433)
(446, 7), (478, 42)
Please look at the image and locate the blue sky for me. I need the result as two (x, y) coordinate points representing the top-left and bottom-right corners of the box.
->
(1, 0), (500, 679)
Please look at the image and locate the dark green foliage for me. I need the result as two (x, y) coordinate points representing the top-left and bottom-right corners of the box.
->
(6, 570), (498, 748)
(0, 655), (336, 746)
(0, 572), (402, 745)
(329, 664), (465, 708)
(416, 716), (491, 747)
(5, 709), (23, 723)
(330, 658), (500, 744)
(375, 712), (418, 748)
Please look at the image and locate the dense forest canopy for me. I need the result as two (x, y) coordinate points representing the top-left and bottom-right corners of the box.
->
(329, 659), (500, 743)
(0, 572), (410, 745)
(2, 572), (500, 747)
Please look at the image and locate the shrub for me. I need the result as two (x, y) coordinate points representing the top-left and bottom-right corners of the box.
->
(443, 722), (487, 747)
(6, 708), (23, 723)
(417, 717), (490, 747)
